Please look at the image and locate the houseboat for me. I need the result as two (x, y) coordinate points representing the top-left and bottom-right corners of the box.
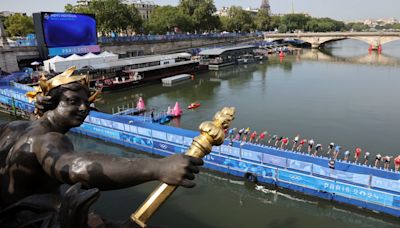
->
(198, 45), (257, 70)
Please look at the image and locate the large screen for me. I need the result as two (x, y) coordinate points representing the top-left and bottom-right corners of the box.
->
(42, 12), (97, 47)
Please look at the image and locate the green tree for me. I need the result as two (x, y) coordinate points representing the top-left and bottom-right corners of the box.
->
(178, 0), (219, 32)
(254, 8), (270, 31)
(144, 6), (192, 34)
(224, 6), (254, 32)
(64, 0), (142, 35)
(4, 14), (34, 37)
(268, 15), (281, 31)
(279, 13), (311, 32)
(345, 22), (368, 32)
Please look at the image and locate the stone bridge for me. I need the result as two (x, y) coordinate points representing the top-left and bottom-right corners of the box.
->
(264, 32), (400, 49)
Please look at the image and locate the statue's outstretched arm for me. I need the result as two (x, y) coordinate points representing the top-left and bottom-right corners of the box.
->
(35, 132), (203, 190)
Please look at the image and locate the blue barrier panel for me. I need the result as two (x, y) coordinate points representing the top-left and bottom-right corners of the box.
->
(333, 181), (395, 208)
(183, 136), (193, 146)
(112, 121), (125, 131)
(241, 149), (262, 162)
(262, 153), (286, 167)
(166, 133), (183, 145)
(287, 159), (312, 172)
(80, 123), (120, 139)
(152, 130), (167, 141)
(312, 164), (332, 177)
(220, 144), (240, 157)
(137, 127), (152, 137)
(334, 169), (370, 186)
(371, 176), (400, 193)
(278, 170), (334, 192)
(153, 140), (185, 153)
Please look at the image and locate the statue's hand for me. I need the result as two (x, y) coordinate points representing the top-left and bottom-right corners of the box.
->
(155, 154), (203, 188)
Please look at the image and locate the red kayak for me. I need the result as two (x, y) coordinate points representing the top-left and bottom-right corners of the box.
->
(188, 103), (201, 109)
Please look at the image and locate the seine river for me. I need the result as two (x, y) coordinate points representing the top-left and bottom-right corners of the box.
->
(1, 39), (400, 227)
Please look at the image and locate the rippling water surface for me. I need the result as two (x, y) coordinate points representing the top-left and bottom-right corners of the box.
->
(1, 39), (400, 227)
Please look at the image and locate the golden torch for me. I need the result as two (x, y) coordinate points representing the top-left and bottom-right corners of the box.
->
(131, 107), (236, 227)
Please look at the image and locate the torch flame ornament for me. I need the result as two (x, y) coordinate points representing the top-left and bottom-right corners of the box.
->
(131, 107), (235, 227)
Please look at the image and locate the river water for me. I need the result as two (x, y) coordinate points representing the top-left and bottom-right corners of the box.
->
(1, 40), (400, 227)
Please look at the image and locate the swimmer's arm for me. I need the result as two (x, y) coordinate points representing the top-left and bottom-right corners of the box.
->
(35, 133), (201, 190)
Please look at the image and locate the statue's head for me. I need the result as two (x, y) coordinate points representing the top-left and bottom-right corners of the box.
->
(26, 66), (100, 127)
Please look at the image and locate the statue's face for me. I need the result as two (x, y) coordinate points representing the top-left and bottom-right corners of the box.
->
(53, 87), (90, 128)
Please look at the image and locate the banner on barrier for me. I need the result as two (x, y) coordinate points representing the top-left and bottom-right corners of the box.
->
(371, 176), (400, 193)
(278, 170), (396, 208)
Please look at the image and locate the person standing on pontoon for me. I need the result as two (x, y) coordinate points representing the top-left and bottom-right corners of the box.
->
(280, 137), (289, 149)
(383, 155), (393, 170)
(249, 131), (257, 143)
(268, 134), (277, 144)
(296, 139), (307, 151)
(333, 145), (341, 159)
(291, 134), (300, 151)
(394, 155), (400, 172)
(275, 136), (283, 147)
(354, 147), (362, 163)
(375, 154), (382, 167)
(343, 150), (351, 161)
(307, 139), (315, 154)
(327, 142), (335, 155)
(235, 128), (245, 141)
(364, 152), (371, 165)
(313, 144), (322, 156)
(256, 131), (267, 144)
(242, 127), (251, 142)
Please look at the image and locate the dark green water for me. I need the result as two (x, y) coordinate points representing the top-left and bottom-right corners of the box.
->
(1, 40), (400, 227)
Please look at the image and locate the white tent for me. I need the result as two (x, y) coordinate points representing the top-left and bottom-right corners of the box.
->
(65, 54), (82, 61)
(83, 52), (101, 59)
(98, 51), (118, 61)
(43, 55), (65, 72)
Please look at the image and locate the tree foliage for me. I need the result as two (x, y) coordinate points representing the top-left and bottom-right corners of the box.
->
(345, 22), (369, 32)
(144, 6), (192, 34)
(279, 14), (311, 32)
(4, 14), (34, 37)
(178, 0), (219, 32)
(64, 0), (142, 35)
(254, 8), (270, 31)
(222, 6), (254, 32)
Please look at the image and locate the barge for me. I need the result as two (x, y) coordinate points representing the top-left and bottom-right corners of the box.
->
(1, 83), (399, 218)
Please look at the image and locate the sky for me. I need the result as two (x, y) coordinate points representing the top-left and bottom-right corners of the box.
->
(0, 0), (399, 21)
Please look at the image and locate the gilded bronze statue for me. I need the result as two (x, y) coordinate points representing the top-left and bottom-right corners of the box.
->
(0, 67), (205, 227)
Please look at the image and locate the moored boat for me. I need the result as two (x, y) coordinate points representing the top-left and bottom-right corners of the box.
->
(95, 70), (143, 92)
